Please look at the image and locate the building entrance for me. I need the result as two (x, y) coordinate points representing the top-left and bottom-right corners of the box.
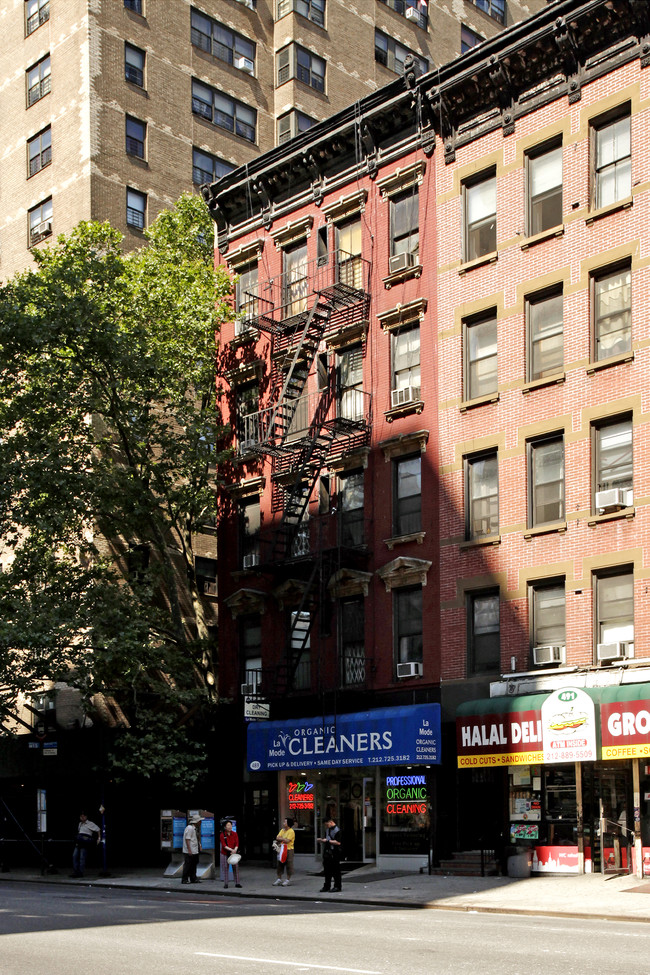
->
(318, 771), (376, 862)
(583, 763), (633, 874)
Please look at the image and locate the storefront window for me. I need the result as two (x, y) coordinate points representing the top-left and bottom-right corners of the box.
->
(380, 767), (430, 855)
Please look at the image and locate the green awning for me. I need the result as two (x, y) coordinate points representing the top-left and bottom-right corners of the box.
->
(456, 684), (650, 718)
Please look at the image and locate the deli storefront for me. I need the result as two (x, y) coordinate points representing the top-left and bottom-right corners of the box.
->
(247, 703), (441, 871)
(457, 685), (650, 877)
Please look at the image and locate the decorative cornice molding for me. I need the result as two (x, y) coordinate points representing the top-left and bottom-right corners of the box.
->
(328, 568), (373, 598)
(226, 238), (265, 270)
(379, 429), (429, 461)
(270, 215), (314, 249)
(376, 161), (426, 199)
(376, 557), (432, 592)
(224, 588), (267, 618)
(225, 476), (265, 499)
(322, 188), (368, 223)
(378, 298), (428, 331)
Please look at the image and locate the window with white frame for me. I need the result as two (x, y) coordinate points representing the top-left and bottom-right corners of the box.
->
(126, 188), (146, 229)
(29, 197), (52, 246)
(592, 106), (631, 209)
(26, 0), (49, 35)
(526, 287), (563, 381)
(338, 345), (364, 422)
(339, 470), (364, 547)
(236, 381), (260, 451)
(27, 56), (51, 106)
(234, 261), (259, 329)
(530, 580), (566, 661)
(192, 80), (256, 142)
(463, 311), (497, 400)
(192, 148), (234, 186)
(394, 586), (423, 666)
(594, 568), (634, 659)
(191, 8), (255, 74)
(593, 415), (633, 509)
(391, 324), (420, 406)
(277, 43), (325, 92)
(277, 0), (325, 25)
(238, 495), (260, 568)
(468, 589), (500, 674)
(526, 140), (562, 236)
(125, 43), (145, 87)
(393, 454), (421, 536)
(336, 217), (363, 288)
(277, 109), (316, 145)
(375, 30), (428, 75)
(463, 170), (496, 262)
(527, 434), (564, 528)
(592, 262), (631, 361)
(390, 189), (419, 259)
(465, 450), (498, 540)
(28, 126), (51, 177)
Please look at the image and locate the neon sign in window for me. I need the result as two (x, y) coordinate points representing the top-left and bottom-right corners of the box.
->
(288, 780), (314, 810)
(385, 774), (427, 815)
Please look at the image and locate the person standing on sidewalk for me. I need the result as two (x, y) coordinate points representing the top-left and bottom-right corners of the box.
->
(273, 817), (295, 887)
(317, 817), (342, 892)
(219, 820), (241, 889)
(181, 814), (202, 885)
(71, 811), (101, 878)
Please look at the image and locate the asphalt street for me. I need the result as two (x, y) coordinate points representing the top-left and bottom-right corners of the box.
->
(1, 882), (649, 975)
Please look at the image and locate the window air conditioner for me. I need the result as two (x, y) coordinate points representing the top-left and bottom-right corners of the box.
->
(240, 682), (255, 695)
(31, 220), (52, 241)
(597, 641), (634, 662)
(389, 251), (415, 274)
(396, 661), (423, 679)
(595, 488), (631, 513)
(391, 385), (421, 408)
(533, 645), (566, 666)
(203, 580), (218, 595)
(405, 6), (419, 20)
(235, 55), (254, 74)
(242, 553), (259, 569)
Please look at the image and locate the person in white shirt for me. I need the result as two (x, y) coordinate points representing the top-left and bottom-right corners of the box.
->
(71, 811), (101, 878)
(181, 814), (202, 884)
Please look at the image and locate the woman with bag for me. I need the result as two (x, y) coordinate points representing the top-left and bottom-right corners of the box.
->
(273, 817), (295, 886)
(219, 820), (242, 889)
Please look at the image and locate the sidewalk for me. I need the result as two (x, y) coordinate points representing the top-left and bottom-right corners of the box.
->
(2, 862), (650, 923)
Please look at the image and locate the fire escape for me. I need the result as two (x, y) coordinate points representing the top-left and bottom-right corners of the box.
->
(238, 249), (372, 695)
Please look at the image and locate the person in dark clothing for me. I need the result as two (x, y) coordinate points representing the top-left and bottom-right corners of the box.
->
(317, 817), (342, 892)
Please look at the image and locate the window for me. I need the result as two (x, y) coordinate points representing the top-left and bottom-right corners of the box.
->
(528, 434), (564, 527)
(393, 454), (421, 536)
(277, 0), (325, 25)
(339, 470), (364, 547)
(526, 140), (562, 235)
(592, 263), (631, 361)
(375, 31), (428, 75)
(26, 0), (49, 35)
(338, 345), (364, 422)
(239, 495), (260, 568)
(124, 0), (143, 13)
(125, 43), (145, 87)
(283, 240), (308, 315)
(468, 590), (500, 674)
(468, 0), (505, 23)
(235, 261), (259, 328)
(465, 451), (498, 539)
(277, 110), (316, 145)
(236, 381), (260, 450)
(192, 148), (233, 186)
(277, 44), (325, 92)
(336, 218), (363, 288)
(29, 197), (52, 246)
(530, 580), (565, 658)
(192, 80), (256, 143)
(394, 586), (423, 666)
(595, 568), (634, 656)
(526, 288), (563, 381)
(378, 0), (428, 30)
(461, 25), (484, 53)
(593, 416), (633, 507)
(195, 556), (217, 596)
(27, 126), (51, 177)
(592, 107), (631, 209)
(191, 9), (255, 73)
(390, 189), (419, 258)
(340, 597), (365, 686)
(126, 116), (146, 159)
(463, 171), (496, 261)
(27, 56), (51, 107)
(464, 311), (497, 400)
(126, 188), (146, 229)
(391, 324), (420, 403)
(241, 615), (262, 692)
(290, 610), (311, 689)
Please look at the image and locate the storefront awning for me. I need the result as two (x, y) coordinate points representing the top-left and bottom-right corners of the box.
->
(456, 683), (650, 767)
(247, 703), (441, 772)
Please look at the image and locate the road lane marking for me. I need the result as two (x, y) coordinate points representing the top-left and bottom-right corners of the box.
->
(195, 953), (382, 973)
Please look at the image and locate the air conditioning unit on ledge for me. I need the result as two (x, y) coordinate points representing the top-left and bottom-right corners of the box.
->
(405, 6), (419, 20)
(203, 580), (218, 596)
(389, 251), (415, 274)
(241, 682), (255, 696)
(597, 641), (634, 663)
(533, 645), (565, 666)
(595, 488), (631, 513)
(391, 385), (421, 408)
(235, 55), (254, 74)
(396, 661), (423, 679)
(242, 553), (259, 569)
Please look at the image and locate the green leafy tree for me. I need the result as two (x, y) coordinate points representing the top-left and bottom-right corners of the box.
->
(0, 194), (231, 787)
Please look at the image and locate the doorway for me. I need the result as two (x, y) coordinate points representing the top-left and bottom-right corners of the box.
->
(583, 763), (633, 873)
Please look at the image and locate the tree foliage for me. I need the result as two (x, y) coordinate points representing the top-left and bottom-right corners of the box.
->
(0, 194), (231, 785)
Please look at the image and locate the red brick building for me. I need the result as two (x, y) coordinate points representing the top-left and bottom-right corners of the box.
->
(207, 0), (650, 876)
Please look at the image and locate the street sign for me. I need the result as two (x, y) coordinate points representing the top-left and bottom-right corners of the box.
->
(244, 696), (270, 721)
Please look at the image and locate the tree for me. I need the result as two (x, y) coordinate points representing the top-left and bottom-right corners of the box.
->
(0, 194), (232, 787)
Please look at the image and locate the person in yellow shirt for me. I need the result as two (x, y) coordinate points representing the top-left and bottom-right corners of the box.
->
(273, 817), (295, 886)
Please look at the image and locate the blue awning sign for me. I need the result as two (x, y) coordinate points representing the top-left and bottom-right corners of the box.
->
(247, 703), (441, 771)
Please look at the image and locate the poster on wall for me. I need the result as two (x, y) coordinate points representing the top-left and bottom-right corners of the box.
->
(541, 687), (597, 764)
